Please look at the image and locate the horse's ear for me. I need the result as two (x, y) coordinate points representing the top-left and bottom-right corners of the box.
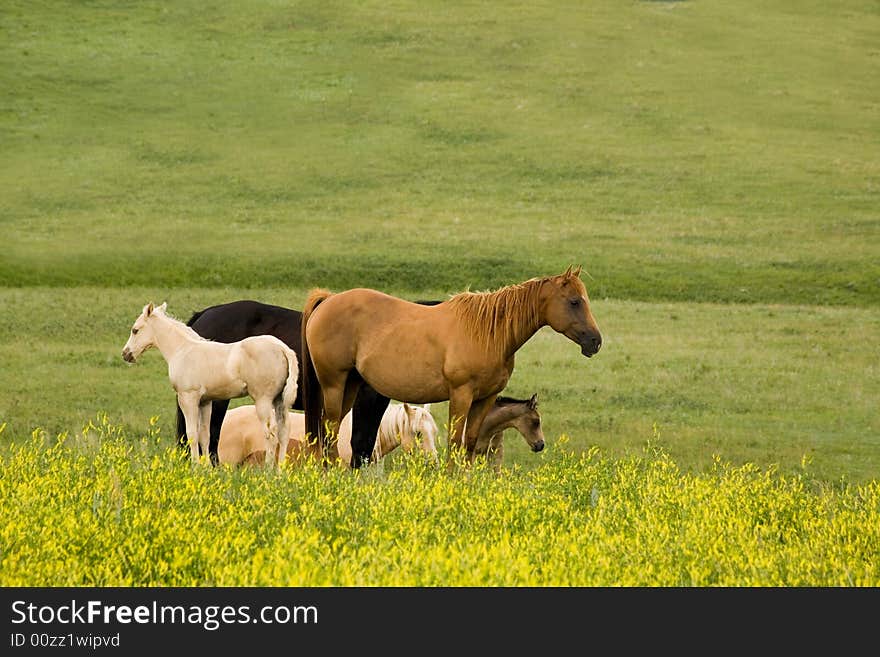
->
(423, 403), (431, 413)
(529, 394), (538, 410)
(572, 265), (582, 278)
(158, 302), (167, 314)
(145, 302), (154, 317)
(563, 265), (573, 278)
(403, 403), (412, 415)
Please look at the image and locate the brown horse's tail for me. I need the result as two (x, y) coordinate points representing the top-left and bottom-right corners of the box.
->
(300, 288), (333, 456)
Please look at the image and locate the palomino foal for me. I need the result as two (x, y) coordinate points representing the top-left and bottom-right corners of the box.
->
(121, 302), (299, 469)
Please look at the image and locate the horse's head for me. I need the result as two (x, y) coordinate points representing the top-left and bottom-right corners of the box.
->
(541, 265), (602, 358)
(509, 394), (545, 452)
(121, 302), (166, 363)
(400, 403), (439, 458)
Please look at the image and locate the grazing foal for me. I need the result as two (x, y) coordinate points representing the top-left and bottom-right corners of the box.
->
(473, 395), (545, 474)
(121, 302), (298, 469)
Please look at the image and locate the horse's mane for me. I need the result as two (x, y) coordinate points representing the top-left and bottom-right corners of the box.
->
(495, 395), (535, 407)
(153, 307), (208, 342)
(446, 277), (547, 354)
(377, 404), (436, 456)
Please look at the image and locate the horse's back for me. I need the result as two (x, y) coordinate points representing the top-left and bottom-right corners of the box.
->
(306, 289), (452, 401)
(238, 333), (292, 359)
(189, 300), (302, 348)
(311, 289), (438, 330)
(234, 335), (295, 388)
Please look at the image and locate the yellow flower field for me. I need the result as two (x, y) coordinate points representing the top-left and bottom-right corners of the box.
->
(1, 417), (876, 587)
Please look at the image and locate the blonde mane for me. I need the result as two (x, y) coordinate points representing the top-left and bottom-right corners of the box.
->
(446, 276), (547, 355)
(149, 306), (208, 342)
(375, 403), (437, 459)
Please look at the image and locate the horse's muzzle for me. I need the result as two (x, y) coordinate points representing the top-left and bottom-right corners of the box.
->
(531, 441), (545, 453)
(580, 335), (602, 358)
(122, 349), (135, 363)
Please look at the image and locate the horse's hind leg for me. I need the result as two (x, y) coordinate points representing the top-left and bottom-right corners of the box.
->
(255, 397), (279, 471)
(321, 372), (362, 466)
(274, 399), (289, 468)
(318, 383), (344, 465)
(341, 375), (363, 454)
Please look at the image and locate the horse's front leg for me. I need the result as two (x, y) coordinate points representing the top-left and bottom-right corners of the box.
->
(177, 392), (201, 465)
(197, 401), (212, 465)
(464, 394), (498, 464)
(446, 386), (474, 466)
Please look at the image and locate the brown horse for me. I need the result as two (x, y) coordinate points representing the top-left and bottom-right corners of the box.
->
(300, 266), (601, 463)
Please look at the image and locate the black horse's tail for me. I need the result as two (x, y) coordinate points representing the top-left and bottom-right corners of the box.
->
(300, 288), (333, 459)
(174, 308), (208, 455)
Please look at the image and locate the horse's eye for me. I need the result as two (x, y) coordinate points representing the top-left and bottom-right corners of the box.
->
(131, 328), (139, 335)
(569, 298), (580, 308)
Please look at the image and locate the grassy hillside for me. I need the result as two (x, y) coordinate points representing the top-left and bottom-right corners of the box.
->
(2, 1), (878, 304)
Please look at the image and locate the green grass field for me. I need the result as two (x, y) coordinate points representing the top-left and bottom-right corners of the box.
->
(2, 286), (878, 484)
(1, 1), (878, 585)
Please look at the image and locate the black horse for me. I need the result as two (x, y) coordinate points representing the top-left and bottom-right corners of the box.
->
(174, 299), (437, 468)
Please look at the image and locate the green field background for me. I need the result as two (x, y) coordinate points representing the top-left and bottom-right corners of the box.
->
(1, 1), (878, 585)
(3, 0), (877, 482)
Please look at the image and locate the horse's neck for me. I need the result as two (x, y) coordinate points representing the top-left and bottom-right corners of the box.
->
(150, 315), (201, 361)
(479, 405), (522, 439)
(500, 283), (545, 358)
(506, 318), (542, 357)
